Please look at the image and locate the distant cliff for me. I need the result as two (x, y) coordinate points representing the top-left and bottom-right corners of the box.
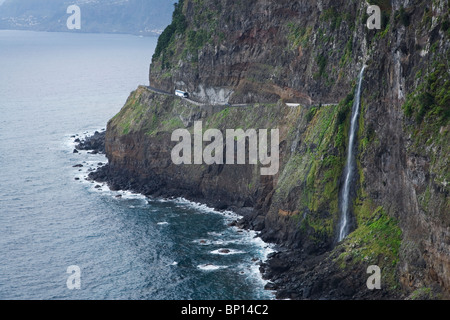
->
(0, 0), (173, 36)
(95, 0), (449, 299)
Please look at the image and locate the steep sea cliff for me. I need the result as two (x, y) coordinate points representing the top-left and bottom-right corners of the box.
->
(92, 0), (449, 299)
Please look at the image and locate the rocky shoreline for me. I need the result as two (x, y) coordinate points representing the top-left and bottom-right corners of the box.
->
(88, 164), (400, 300)
(74, 131), (401, 300)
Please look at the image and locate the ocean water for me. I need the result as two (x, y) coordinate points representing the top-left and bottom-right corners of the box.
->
(0, 30), (274, 300)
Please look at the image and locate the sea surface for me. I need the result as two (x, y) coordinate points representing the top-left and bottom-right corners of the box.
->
(0, 30), (274, 300)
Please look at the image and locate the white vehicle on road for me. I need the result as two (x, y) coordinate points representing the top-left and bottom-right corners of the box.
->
(175, 90), (189, 98)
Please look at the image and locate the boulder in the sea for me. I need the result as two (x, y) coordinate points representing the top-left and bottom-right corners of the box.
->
(264, 282), (277, 290)
(75, 131), (106, 154)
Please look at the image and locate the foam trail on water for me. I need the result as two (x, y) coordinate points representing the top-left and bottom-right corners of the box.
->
(338, 65), (366, 242)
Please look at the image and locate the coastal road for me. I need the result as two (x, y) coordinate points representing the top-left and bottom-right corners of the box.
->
(146, 85), (250, 107)
(145, 85), (338, 108)
(145, 85), (171, 96)
(146, 85), (210, 106)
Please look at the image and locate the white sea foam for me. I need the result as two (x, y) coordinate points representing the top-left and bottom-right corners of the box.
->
(118, 190), (147, 201)
(236, 261), (274, 294)
(193, 239), (212, 245)
(172, 197), (239, 221)
(153, 198), (170, 203)
(197, 264), (228, 271)
(207, 231), (224, 237)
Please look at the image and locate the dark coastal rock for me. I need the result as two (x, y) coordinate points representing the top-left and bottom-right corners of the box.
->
(227, 220), (238, 227)
(264, 282), (277, 290)
(75, 131), (106, 154)
(266, 254), (290, 274)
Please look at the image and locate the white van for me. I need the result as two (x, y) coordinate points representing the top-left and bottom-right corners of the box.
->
(175, 90), (189, 98)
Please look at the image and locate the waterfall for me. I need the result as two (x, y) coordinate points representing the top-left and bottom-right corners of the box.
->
(338, 65), (366, 242)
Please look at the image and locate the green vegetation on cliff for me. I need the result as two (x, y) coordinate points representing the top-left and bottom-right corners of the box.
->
(152, 0), (224, 70)
(110, 87), (204, 137)
(153, 1), (187, 57)
(153, 0), (187, 69)
(403, 60), (450, 125)
(336, 204), (402, 290)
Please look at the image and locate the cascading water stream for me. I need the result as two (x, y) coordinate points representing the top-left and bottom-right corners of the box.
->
(338, 65), (366, 242)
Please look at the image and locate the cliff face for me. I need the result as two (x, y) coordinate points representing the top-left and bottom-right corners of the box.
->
(150, 0), (362, 105)
(97, 0), (450, 299)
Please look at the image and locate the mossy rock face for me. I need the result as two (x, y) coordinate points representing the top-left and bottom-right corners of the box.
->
(403, 61), (450, 126)
(408, 287), (444, 300)
(336, 205), (402, 290)
(109, 87), (205, 137)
